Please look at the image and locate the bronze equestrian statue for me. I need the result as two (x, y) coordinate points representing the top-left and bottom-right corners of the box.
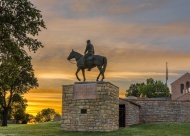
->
(67, 40), (107, 81)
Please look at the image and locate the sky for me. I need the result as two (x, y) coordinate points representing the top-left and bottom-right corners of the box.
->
(25, 0), (190, 115)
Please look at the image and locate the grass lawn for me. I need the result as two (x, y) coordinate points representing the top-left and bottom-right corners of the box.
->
(0, 122), (190, 136)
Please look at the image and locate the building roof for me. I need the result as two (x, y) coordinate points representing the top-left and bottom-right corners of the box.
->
(171, 72), (190, 85)
(119, 98), (141, 107)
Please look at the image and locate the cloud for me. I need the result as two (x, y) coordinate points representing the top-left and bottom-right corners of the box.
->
(68, 0), (134, 15)
(38, 73), (74, 80)
(38, 18), (190, 46)
(107, 72), (179, 79)
(29, 39), (190, 81)
(25, 88), (62, 115)
(104, 0), (169, 15)
(44, 0), (170, 18)
(25, 0), (190, 115)
(31, 0), (59, 5)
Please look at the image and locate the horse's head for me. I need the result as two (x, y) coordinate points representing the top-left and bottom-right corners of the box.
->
(67, 49), (75, 60)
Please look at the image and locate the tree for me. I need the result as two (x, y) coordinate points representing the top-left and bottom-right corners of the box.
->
(0, 0), (46, 126)
(24, 114), (36, 124)
(35, 108), (60, 123)
(138, 78), (170, 98)
(126, 83), (144, 97)
(0, 105), (2, 121)
(126, 78), (170, 98)
(0, 47), (38, 126)
(0, 0), (46, 52)
(11, 94), (29, 124)
(13, 110), (34, 124)
(13, 108), (25, 124)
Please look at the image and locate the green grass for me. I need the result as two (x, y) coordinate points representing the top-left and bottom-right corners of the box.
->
(0, 122), (190, 136)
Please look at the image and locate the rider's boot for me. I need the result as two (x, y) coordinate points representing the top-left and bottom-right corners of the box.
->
(81, 58), (85, 67)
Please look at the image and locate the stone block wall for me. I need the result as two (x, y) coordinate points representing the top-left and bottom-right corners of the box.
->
(61, 82), (119, 132)
(135, 100), (190, 123)
(119, 98), (140, 126)
(125, 102), (140, 126)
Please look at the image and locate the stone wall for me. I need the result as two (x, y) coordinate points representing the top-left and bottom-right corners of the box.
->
(125, 102), (140, 126)
(135, 100), (190, 123)
(119, 98), (140, 126)
(61, 82), (119, 132)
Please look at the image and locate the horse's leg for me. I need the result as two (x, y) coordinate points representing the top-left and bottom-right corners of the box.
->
(101, 71), (105, 81)
(97, 66), (105, 81)
(82, 69), (86, 82)
(97, 73), (101, 81)
(96, 66), (102, 81)
(76, 67), (81, 81)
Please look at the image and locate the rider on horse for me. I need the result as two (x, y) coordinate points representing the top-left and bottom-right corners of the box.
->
(67, 44), (107, 81)
(83, 40), (94, 71)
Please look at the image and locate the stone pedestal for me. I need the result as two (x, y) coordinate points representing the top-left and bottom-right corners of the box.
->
(61, 82), (119, 132)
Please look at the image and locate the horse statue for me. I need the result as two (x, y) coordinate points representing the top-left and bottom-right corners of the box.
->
(67, 49), (107, 82)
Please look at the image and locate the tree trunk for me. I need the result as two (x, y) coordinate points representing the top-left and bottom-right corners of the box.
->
(2, 107), (9, 126)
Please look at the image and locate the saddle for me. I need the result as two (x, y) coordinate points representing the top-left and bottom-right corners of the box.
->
(86, 56), (93, 61)
(85, 55), (94, 71)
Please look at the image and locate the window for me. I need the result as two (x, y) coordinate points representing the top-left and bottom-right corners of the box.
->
(180, 84), (184, 94)
(186, 82), (190, 93)
(81, 109), (87, 114)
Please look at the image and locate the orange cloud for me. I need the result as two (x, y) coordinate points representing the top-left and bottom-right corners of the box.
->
(67, 0), (168, 15)
(25, 0), (190, 116)
(119, 91), (126, 98)
(36, 18), (190, 48)
(25, 88), (62, 115)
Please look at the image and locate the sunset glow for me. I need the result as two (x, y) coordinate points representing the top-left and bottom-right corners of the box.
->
(25, 0), (190, 115)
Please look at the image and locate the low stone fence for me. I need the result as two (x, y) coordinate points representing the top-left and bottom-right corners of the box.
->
(134, 100), (190, 123)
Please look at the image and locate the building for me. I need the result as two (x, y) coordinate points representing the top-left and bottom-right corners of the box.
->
(119, 98), (140, 127)
(116, 73), (190, 127)
(171, 72), (190, 101)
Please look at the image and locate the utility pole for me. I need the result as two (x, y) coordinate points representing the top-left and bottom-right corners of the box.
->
(166, 62), (168, 86)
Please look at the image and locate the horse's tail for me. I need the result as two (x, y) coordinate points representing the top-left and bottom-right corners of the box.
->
(101, 57), (107, 73)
